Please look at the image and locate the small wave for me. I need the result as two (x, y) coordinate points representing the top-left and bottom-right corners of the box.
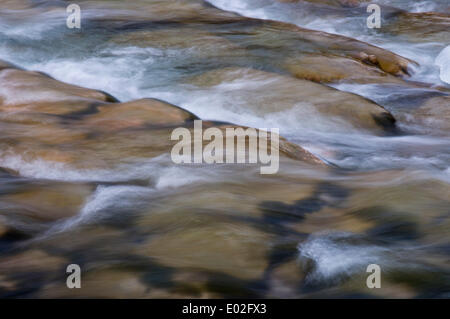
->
(298, 231), (389, 284)
(0, 153), (141, 182)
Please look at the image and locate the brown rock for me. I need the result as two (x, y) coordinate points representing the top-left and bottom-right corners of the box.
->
(280, 24), (414, 77)
(0, 67), (117, 115)
(218, 19), (415, 78)
(39, 268), (149, 299)
(0, 275), (16, 292)
(84, 98), (199, 131)
(284, 55), (403, 84)
(0, 182), (94, 221)
(134, 222), (270, 280)
(0, 250), (67, 274)
(86, 0), (242, 26)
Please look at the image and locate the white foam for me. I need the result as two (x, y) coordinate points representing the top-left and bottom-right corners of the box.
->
(41, 184), (153, 235)
(26, 48), (161, 102)
(436, 45), (450, 85)
(79, 185), (150, 219)
(155, 166), (222, 189)
(410, 1), (439, 12)
(207, 0), (271, 20)
(30, 162), (241, 235)
(298, 231), (389, 283)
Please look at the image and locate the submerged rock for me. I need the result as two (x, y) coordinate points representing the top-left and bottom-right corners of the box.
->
(135, 221), (270, 281)
(110, 27), (242, 56)
(411, 95), (450, 131)
(382, 12), (450, 43)
(0, 181), (95, 222)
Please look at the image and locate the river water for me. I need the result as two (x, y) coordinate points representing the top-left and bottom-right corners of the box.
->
(0, 0), (449, 298)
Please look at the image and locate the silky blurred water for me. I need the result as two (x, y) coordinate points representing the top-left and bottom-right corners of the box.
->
(0, 0), (449, 298)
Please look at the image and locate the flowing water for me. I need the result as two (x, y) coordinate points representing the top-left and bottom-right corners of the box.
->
(0, 0), (449, 298)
